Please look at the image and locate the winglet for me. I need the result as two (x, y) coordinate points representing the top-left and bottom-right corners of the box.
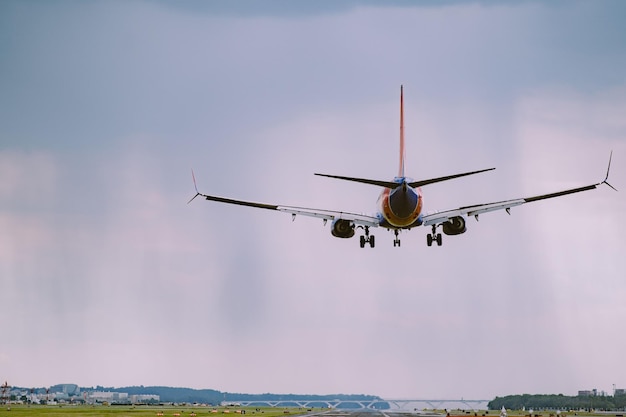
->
(601, 151), (617, 191)
(187, 169), (201, 204)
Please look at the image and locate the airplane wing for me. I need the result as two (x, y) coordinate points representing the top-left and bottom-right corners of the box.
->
(422, 153), (616, 227)
(188, 172), (380, 228)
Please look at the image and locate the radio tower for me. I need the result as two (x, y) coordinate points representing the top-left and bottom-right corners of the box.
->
(1, 381), (10, 405)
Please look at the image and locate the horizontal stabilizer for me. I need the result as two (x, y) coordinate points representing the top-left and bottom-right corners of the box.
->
(408, 167), (495, 188)
(314, 173), (401, 189)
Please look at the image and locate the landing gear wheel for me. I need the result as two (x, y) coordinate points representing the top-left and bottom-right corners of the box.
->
(427, 225), (443, 247)
(359, 226), (375, 249)
(393, 229), (401, 247)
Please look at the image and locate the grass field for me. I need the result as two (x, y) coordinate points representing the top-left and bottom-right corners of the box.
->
(0, 405), (314, 417)
(445, 412), (623, 417)
(1, 406), (622, 417)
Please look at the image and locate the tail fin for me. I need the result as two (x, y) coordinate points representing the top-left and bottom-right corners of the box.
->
(398, 85), (406, 178)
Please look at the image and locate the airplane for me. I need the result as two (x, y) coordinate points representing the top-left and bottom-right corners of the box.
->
(189, 86), (616, 248)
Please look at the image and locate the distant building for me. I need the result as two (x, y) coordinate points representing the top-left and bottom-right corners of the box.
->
(50, 384), (80, 396)
(578, 390), (595, 397)
(130, 394), (160, 403)
(89, 391), (129, 402)
(615, 389), (625, 396)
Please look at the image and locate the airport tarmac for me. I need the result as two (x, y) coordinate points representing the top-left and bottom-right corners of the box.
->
(308, 409), (445, 417)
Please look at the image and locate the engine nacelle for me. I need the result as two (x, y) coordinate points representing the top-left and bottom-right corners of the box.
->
(442, 216), (466, 236)
(331, 219), (355, 238)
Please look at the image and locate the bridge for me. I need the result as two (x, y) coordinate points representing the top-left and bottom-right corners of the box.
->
(224, 399), (491, 411)
(384, 399), (491, 411)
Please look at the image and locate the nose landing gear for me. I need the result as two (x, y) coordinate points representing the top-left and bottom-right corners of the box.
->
(393, 229), (401, 247)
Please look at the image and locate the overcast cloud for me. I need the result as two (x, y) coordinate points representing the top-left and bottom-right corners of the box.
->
(1, 0), (626, 400)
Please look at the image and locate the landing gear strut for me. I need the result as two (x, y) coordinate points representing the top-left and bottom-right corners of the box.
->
(393, 229), (401, 247)
(427, 225), (443, 247)
(359, 226), (375, 248)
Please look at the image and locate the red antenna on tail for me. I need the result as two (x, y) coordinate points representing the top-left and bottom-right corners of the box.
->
(398, 85), (405, 178)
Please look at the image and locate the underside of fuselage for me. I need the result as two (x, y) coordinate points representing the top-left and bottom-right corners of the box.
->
(378, 179), (423, 229)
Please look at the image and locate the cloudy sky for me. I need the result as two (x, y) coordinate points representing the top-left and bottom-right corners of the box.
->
(2, 0), (626, 401)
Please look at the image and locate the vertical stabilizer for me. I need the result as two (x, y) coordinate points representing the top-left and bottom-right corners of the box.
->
(398, 85), (406, 178)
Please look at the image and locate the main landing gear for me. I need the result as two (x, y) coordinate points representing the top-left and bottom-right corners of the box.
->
(358, 226), (443, 248)
(359, 226), (375, 248)
(427, 225), (443, 247)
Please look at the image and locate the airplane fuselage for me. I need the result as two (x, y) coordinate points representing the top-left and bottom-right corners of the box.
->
(377, 177), (423, 229)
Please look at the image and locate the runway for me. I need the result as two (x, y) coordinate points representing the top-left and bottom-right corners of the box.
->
(308, 409), (445, 417)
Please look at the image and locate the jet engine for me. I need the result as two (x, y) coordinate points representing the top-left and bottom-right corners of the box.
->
(442, 216), (466, 236)
(331, 219), (355, 238)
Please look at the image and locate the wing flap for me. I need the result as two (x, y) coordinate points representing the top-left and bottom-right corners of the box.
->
(465, 199), (525, 217)
(277, 206), (380, 227)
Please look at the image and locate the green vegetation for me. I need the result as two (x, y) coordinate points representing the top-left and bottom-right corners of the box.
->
(489, 394), (626, 411)
(445, 411), (624, 417)
(7, 385), (383, 407)
(0, 405), (314, 417)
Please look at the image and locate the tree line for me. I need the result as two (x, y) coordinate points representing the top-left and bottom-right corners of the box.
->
(489, 394), (626, 411)
(120, 386), (382, 405)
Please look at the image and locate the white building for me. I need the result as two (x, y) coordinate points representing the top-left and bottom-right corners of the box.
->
(88, 391), (129, 402)
(130, 394), (160, 403)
